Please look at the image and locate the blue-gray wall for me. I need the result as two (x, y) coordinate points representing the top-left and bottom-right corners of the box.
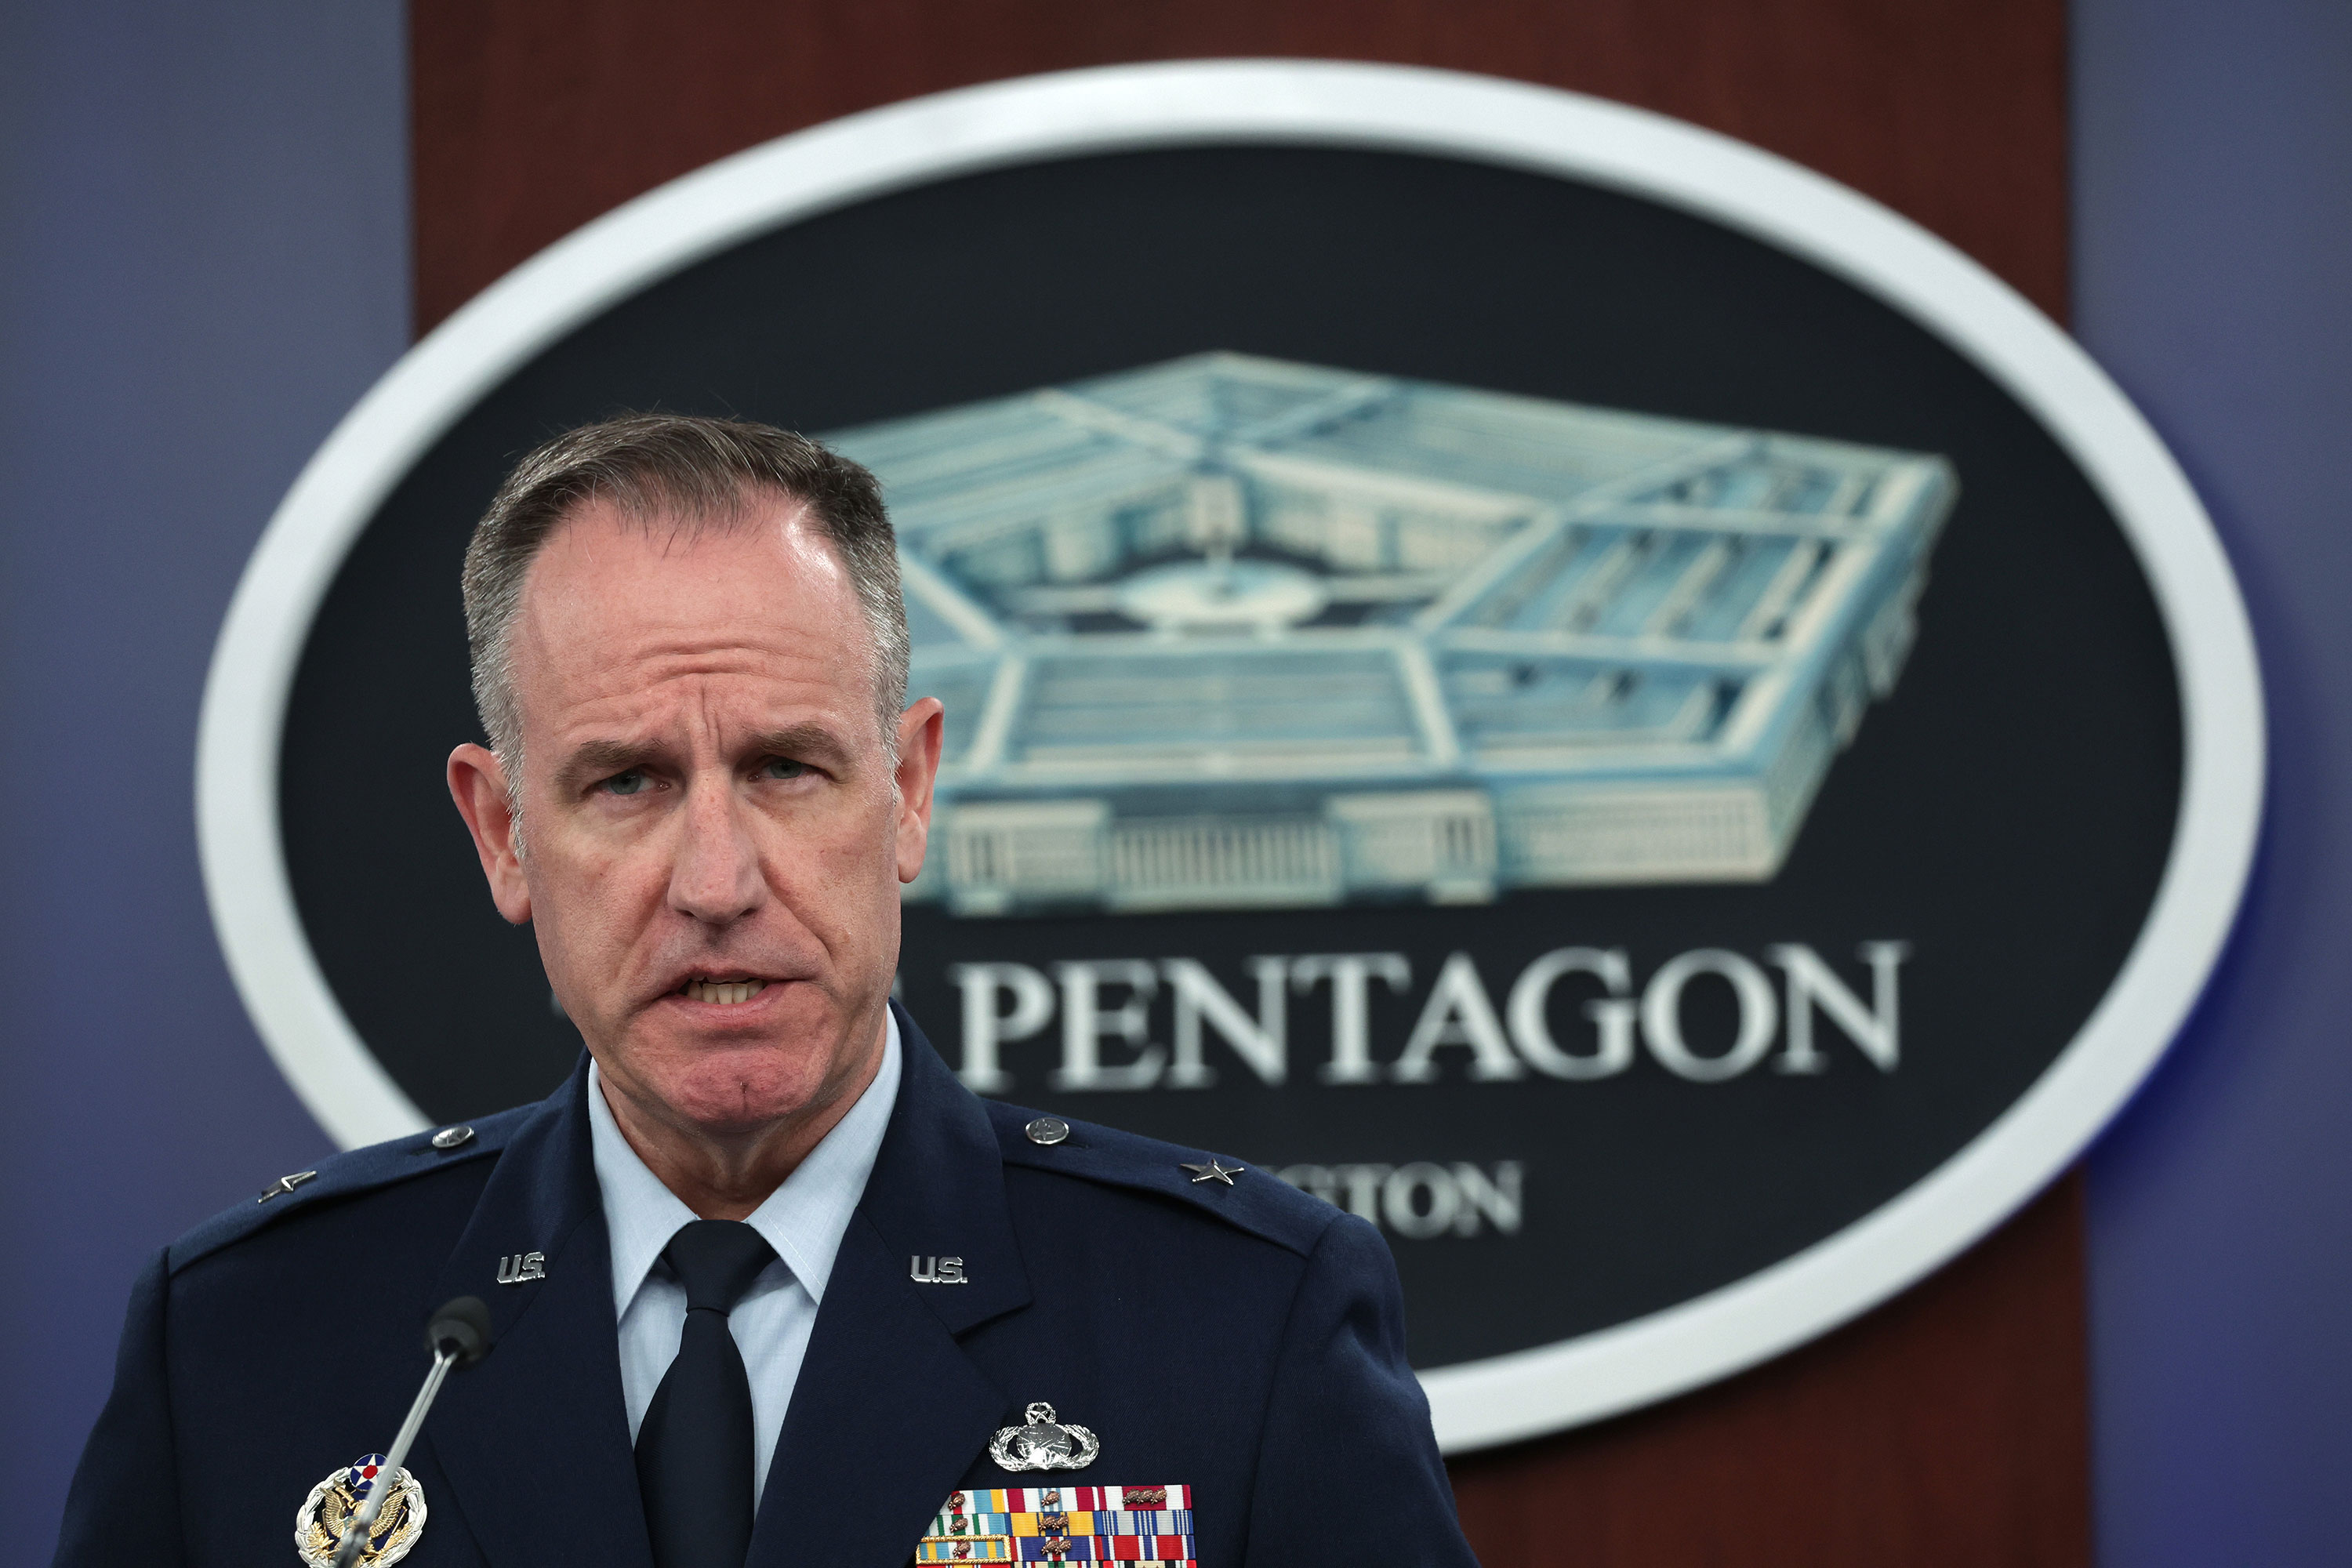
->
(2074, 2), (2352, 1561)
(0, 4), (408, 1558)
(2, 3), (2347, 1560)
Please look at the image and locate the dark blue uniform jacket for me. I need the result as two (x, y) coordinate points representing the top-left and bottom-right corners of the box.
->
(56, 1006), (1478, 1566)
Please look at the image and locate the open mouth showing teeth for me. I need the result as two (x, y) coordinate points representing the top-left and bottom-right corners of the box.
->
(682, 978), (769, 1006)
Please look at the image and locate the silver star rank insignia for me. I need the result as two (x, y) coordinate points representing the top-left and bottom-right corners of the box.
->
(1181, 1157), (1243, 1186)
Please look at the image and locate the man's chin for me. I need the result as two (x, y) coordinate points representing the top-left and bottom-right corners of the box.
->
(636, 1054), (832, 1135)
(610, 1020), (855, 1134)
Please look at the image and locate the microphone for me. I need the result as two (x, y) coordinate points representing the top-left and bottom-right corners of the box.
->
(329, 1296), (492, 1568)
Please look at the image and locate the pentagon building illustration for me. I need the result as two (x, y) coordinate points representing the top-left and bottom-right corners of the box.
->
(825, 353), (1955, 917)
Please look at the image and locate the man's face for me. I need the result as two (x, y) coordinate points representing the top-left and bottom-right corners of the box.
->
(448, 494), (941, 1143)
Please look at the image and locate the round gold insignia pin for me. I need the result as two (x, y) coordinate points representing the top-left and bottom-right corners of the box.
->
(293, 1454), (426, 1566)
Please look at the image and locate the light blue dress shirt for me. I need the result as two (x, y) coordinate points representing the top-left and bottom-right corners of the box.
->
(587, 1012), (902, 1505)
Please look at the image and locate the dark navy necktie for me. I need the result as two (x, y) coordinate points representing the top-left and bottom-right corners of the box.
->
(636, 1219), (779, 1568)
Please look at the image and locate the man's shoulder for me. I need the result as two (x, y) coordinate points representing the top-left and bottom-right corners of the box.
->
(980, 1099), (1341, 1260)
(164, 1102), (543, 1276)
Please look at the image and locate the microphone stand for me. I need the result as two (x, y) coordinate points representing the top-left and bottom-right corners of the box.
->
(331, 1297), (491, 1568)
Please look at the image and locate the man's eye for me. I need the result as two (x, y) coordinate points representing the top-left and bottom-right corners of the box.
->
(759, 757), (808, 781)
(600, 769), (650, 797)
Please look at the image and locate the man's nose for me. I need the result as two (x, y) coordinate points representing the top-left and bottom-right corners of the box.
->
(666, 779), (766, 925)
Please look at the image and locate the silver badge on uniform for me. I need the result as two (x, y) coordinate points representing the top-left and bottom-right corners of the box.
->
(988, 1402), (1100, 1472)
(293, 1454), (426, 1566)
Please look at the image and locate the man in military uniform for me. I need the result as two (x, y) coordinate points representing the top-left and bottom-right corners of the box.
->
(56, 416), (1479, 1567)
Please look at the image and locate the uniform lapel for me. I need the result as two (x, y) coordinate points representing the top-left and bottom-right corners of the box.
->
(746, 1007), (1032, 1568)
(420, 1058), (653, 1568)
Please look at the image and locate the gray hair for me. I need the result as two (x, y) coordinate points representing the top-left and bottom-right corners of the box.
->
(461, 414), (909, 797)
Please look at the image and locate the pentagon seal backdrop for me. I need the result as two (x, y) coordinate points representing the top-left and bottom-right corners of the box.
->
(198, 65), (2261, 1449)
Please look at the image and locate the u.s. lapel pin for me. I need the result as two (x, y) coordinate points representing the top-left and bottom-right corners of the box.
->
(989, 1402), (1099, 1472)
(294, 1453), (426, 1566)
(910, 1254), (970, 1284)
(495, 1250), (545, 1286)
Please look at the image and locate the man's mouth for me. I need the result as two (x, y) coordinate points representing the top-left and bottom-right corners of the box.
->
(680, 977), (770, 1006)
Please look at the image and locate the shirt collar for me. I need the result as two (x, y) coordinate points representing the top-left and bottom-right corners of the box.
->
(588, 1010), (902, 1312)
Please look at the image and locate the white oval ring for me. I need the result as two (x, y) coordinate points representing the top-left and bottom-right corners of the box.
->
(195, 60), (2264, 1452)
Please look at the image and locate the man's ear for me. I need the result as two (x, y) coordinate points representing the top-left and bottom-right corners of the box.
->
(448, 743), (532, 924)
(893, 697), (946, 886)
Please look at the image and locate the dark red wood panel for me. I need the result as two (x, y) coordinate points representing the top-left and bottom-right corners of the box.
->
(408, 5), (2083, 1561)
(411, 0), (2067, 333)
(1450, 1174), (2091, 1566)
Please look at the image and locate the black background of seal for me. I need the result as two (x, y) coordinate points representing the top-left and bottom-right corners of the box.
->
(278, 146), (2180, 1370)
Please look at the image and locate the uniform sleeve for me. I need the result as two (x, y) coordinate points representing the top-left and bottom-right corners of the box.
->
(1242, 1214), (1479, 1566)
(53, 1248), (185, 1567)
